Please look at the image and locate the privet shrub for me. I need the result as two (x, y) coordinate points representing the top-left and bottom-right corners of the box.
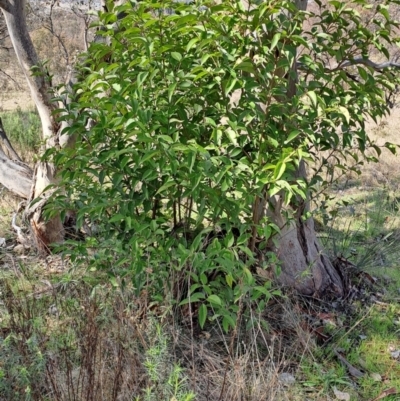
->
(50, 0), (399, 331)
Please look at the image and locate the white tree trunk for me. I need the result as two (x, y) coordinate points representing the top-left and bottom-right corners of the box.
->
(0, 0), (54, 140)
(0, 0), (64, 251)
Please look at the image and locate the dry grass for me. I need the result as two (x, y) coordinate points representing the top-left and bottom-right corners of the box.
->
(0, 253), (317, 400)
(363, 110), (400, 187)
(172, 298), (310, 400)
(3, 240), (400, 401)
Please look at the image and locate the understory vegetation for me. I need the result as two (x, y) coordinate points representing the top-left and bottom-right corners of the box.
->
(1, 184), (400, 400)
(1, 0), (400, 400)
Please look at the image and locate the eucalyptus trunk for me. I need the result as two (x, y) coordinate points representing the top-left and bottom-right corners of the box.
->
(264, 0), (344, 296)
(0, 0), (64, 251)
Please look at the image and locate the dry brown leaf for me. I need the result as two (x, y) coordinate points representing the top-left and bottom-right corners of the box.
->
(333, 386), (350, 401)
(318, 312), (336, 320)
(313, 326), (330, 342)
(370, 373), (382, 382)
(368, 387), (398, 401)
(360, 271), (378, 284)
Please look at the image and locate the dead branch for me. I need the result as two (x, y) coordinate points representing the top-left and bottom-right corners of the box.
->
(339, 57), (400, 70)
(0, 117), (22, 161)
(298, 57), (400, 73)
(0, 148), (32, 198)
(0, 68), (21, 87)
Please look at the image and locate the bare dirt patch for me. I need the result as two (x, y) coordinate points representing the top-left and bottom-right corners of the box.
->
(0, 92), (34, 112)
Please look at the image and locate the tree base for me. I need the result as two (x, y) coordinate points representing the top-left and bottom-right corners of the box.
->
(273, 217), (344, 297)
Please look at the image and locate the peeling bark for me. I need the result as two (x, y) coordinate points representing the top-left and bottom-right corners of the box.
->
(26, 162), (64, 252)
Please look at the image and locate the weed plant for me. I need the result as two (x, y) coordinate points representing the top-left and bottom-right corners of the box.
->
(138, 321), (195, 401)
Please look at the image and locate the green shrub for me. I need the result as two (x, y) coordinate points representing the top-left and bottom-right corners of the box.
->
(50, 0), (400, 330)
(53, 0), (298, 332)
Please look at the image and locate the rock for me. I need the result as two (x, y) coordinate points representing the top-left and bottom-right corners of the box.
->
(0, 238), (5, 247)
(370, 373), (382, 382)
(13, 244), (26, 254)
(48, 304), (59, 317)
(390, 350), (400, 359)
(333, 387), (350, 401)
(278, 372), (296, 385)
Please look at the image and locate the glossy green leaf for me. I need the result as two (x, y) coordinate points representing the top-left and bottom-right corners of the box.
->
(171, 52), (182, 62)
(270, 33), (281, 51)
(285, 130), (301, 144)
(198, 304), (207, 328)
(274, 161), (286, 180)
(208, 294), (222, 306)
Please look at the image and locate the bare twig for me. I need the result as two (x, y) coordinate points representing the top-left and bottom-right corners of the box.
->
(0, 117), (22, 161)
(335, 305), (374, 346)
(0, 68), (21, 88)
(339, 57), (400, 70)
(368, 387), (398, 401)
